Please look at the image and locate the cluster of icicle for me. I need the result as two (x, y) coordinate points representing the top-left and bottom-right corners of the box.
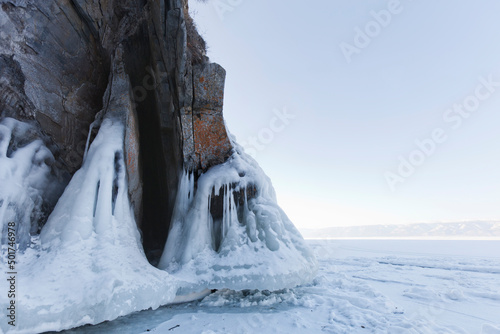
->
(160, 142), (317, 293)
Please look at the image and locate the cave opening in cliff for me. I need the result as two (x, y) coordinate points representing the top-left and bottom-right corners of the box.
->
(122, 37), (180, 266)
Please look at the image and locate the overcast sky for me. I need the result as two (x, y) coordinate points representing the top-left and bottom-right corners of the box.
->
(190, 0), (500, 229)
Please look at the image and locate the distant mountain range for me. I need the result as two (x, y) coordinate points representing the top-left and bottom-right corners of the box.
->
(299, 221), (500, 239)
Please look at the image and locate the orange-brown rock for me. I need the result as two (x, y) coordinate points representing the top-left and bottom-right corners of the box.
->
(190, 63), (232, 171)
(193, 110), (232, 170)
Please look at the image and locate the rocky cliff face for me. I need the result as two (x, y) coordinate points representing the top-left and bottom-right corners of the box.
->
(0, 2), (318, 331)
(0, 0), (233, 260)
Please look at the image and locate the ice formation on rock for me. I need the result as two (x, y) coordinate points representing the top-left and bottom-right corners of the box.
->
(0, 116), (316, 333)
(160, 143), (317, 293)
(0, 118), (63, 250)
(0, 117), (179, 334)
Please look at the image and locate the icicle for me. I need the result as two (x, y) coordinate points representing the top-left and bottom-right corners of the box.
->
(169, 169), (194, 223)
(82, 121), (96, 163)
(0, 123), (12, 158)
(82, 111), (104, 163)
(207, 195), (215, 251)
(222, 184), (228, 240)
(243, 186), (257, 242)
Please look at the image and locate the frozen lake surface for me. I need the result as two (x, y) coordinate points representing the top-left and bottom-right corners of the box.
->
(55, 240), (500, 334)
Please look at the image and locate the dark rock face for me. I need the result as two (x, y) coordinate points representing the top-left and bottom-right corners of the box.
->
(0, 0), (108, 173)
(0, 0), (233, 260)
(0, 54), (34, 119)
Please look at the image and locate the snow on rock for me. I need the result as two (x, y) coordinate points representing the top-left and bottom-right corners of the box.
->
(0, 118), (178, 334)
(0, 117), (63, 250)
(159, 143), (317, 293)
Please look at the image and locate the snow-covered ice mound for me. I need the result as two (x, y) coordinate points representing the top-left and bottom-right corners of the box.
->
(159, 144), (317, 293)
(0, 118), (179, 333)
(0, 115), (316, 333)
(0, 118), (63, 250)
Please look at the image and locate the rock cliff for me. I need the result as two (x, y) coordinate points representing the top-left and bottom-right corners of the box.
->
(0, 0), (233, 260)
(0, 1), (318, 331)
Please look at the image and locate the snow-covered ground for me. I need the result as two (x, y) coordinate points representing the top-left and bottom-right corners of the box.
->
(54, 239), (500, 334)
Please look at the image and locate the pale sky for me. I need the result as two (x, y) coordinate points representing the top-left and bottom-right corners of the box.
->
(190, 0), (500, 229)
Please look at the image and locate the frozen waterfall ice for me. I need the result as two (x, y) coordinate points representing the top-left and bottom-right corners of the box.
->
(0, 117), (178, 333)
(159, 143), (317, 293)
